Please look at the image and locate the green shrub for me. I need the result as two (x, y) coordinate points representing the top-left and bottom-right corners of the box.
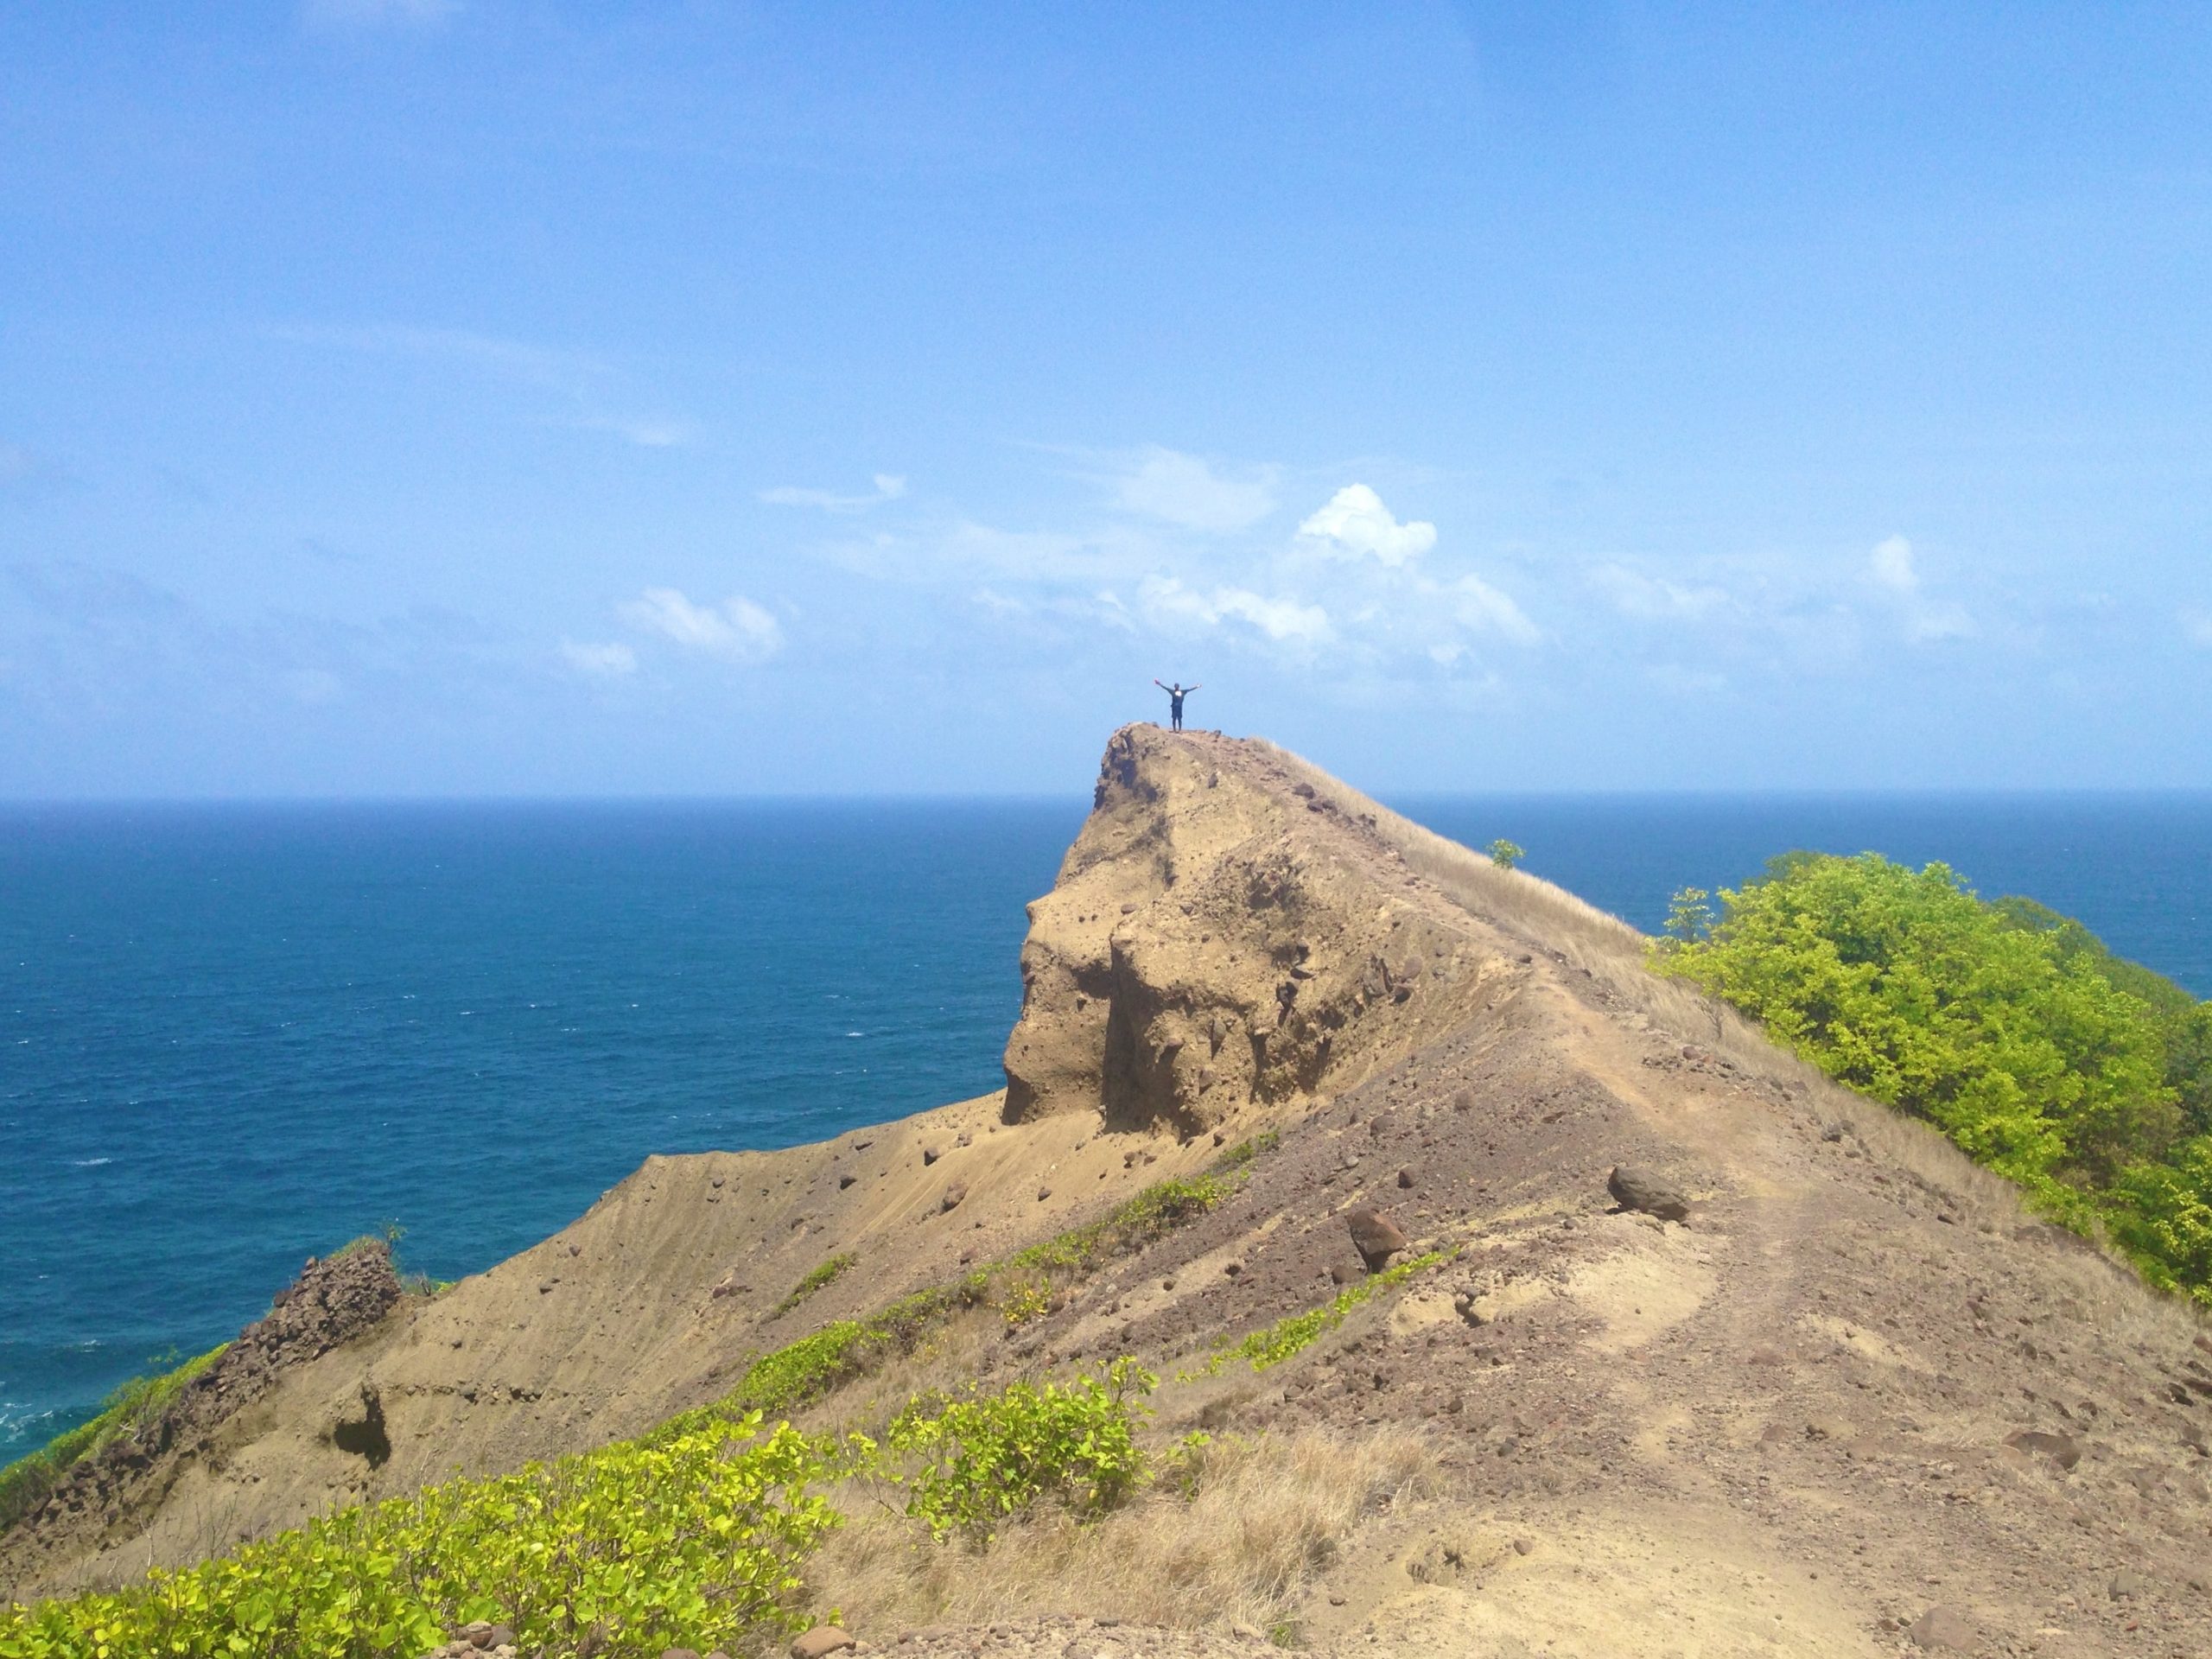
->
(881, 1358), (1154, 1543)
(1486, 839), (1525, 872)
(0, 1411), (839, 1659)
(1655, 851), (2212, 1306)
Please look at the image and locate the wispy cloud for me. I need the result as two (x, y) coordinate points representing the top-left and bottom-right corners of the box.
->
(1449, 574), (1541, 645)
(1867, 534), (1974, 641)
(1104, 447), (1278, 533)
(270, 322), (689, 448)
(1137, 575), (1331, 645)
(560, 639), (638, 678)
(270, 321), (583, 382)
(618, 588), (783, 664)
(1589, 562), (1728, 621)
(760, 474), (908, 512)
(1298, 484), (1435, 567)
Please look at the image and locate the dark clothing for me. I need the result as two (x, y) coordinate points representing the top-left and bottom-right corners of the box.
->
(1169, 691), (1186, 730)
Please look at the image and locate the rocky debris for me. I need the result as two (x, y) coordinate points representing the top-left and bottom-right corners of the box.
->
(419, 1620), (518, 1658)
(2109, 1567), (2150, 1599)
(2005, 1428), (2082, 1471)
(1346, 1207), (1408, 1273)
(1907, 1605), (1979, 1651)
(888, 1618), (1255, 1656)
(1606, 1164), (1689, 1222)
(5, 1242), (404, 1547)
(941, 1181), (968, 1213)
(791, 1627), (859, 1656)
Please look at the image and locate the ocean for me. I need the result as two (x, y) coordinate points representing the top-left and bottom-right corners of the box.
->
(4, 791), (2209, 1459)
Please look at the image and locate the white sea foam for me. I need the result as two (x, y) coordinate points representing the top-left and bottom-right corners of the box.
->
(71, 1157), (112, 1167)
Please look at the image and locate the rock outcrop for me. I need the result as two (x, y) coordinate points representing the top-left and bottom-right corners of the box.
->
(9, 1243), (402, 1552)
(1001, 726), (1494, 1134)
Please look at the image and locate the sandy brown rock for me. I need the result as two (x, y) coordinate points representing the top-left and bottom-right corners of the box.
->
(1000, 725), (1498, 1133)
(1344, 1207), (1408, 1273)
(1606, 1163), (1689, 1221)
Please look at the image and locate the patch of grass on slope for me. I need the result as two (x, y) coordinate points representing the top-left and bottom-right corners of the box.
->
(0, 1344), (228, 1535)
(775, 1251), (858, 1317)
(1190, 1251), (1448, 1377)
(1656, 851), (2212, 1306)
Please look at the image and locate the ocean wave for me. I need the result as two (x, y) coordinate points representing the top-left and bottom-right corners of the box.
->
(71, 1156), (113, 1167)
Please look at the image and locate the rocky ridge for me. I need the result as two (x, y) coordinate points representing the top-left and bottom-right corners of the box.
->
(6, 727), (2212, 1659)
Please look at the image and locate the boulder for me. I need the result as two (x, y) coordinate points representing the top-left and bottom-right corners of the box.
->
(1907, 1606), (1978, 1652)
(1346, 1207), (1408, 1273)
(940, 1180), (968, 1213)
(2005, 1428), (2082, 1471)
(1607, 1165), (1689, 1222)
(791, 1628), (859, 1658)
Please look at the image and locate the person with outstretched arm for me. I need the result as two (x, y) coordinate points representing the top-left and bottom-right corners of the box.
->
(1154, 679), (1200, 732)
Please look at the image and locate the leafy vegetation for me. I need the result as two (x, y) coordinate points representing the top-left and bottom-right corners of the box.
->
(1194, 1251), (1447, 1376)
(1656, 851), (2212, 1305)
(1, 1150), (1273, 1653)
(776, 1251), (858, 1317)
(0, 1409), (839, 1659)
(1485, 839), (1525, 871)
(878, 1359), (1154, 1543)
(0, 1344), (228, 1534)
(0, 1359), (1166, 1657)
(1212, 1130), (1281, 1168)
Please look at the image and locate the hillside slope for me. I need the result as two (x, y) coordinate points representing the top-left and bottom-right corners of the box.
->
(8, 726), (2212, 1658)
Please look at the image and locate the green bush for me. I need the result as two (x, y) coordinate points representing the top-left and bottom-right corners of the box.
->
(1486, 839), (1525, 872)
(0, 1411), (839, 1659)
(1655, 851), (2212, 1305)
(881, 1358), (1154, 1543)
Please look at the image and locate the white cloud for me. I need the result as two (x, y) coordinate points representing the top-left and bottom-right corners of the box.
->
(2183, 609), (2212, 648)
(1138, 575), (1331, 645)
(1109, 448), (1278, 533)
(1589, 563), (1728, 620)
(1450, 574), (1541, 645)
(302, 0), (456, 27)
(1866, 535), (1974, 641)
(618, 588), (783, 664)
(1869, 534), (1919, 594)
(1298, 484), (1436, 567)
(561, 639), (638, 678)
(760, 474), (908, 512)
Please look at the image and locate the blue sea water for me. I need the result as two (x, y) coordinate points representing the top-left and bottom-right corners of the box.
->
(3, 791), (2210, 1459)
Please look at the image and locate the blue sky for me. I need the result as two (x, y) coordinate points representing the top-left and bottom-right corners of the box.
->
(3, 3), (2210, 797)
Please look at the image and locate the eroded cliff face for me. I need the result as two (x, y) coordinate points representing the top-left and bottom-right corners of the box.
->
(1001, 725), (1502, 1134)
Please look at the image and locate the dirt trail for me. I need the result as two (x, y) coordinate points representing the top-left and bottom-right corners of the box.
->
(8, 725), (2211, 1659)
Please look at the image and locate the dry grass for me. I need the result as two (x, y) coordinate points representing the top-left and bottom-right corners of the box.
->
(806, 1424), (1431, 1640)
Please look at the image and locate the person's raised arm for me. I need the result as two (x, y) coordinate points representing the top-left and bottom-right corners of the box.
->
(1153, 678), (1167, 690)
(1187, 684), (1201, 694)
